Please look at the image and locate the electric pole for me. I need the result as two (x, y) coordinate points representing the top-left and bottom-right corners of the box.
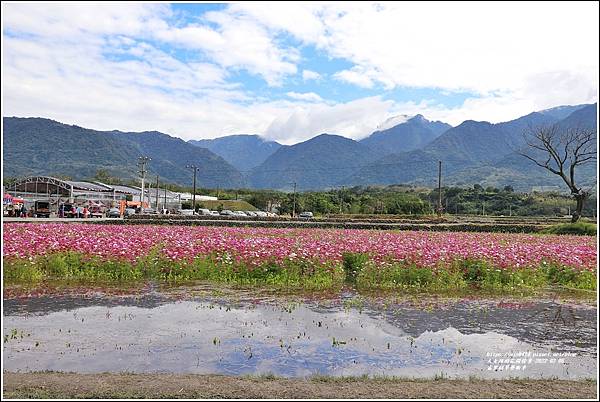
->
(137, 156), (151, 207)
(339, 186), (345, 214)
(163, 186), (167, 211)
(437, 160), (443, 217)
(186, 165), (199, 214)
(291, 182), (297, 218)
(155, 174), (159, 210)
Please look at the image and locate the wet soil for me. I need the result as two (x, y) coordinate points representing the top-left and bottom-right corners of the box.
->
(3, 372), (596, 399)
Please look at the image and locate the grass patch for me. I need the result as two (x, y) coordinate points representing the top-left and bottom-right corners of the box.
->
(3, 252), (344, 291)
(541, 222), (597, 236)
(342, 252), (370, 284)
(356, 258), (595, 292)
(3, 253), (595, 292)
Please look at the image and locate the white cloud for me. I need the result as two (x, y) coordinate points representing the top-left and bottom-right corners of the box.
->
(333, 67), (374, 89)
(314, 2), (598, 95)
(2, 3), (170, 39)
(302, 69), (321, 81)
(154, 16), (299, 86)
(264, 96), (399, 144)
(219, 2), (598, 112)
(285, 92), (324, 102)
(2, 2), (598, 148)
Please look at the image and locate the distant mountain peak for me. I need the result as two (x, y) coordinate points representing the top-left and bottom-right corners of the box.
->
(539, 104), (586, 114)
(376, 113), (444, 132)
(409, 114), (427, 122)
(537, 104), (591, 121)
(376, 114), (411, 131)
(311, 133), (345, 140)
(188, 134), (282, 171)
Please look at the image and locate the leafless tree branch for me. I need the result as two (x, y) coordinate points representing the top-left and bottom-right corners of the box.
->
(519, 124), (597, 222)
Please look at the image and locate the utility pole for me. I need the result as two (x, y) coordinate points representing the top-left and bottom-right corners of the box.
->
(509, 204), (512, 216)
(339, 186), (345, 214)
(163, 186), (167, 211)
(186, 164), (199, 214)
(155, 174), (159, 210)
(437, 160), (443, 217)
(147, 182), (151, 207)
(291, 182), (297, 218)
(137, 156), (151, 207)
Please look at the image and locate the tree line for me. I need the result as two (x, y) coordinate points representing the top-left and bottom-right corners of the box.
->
(3, 170), (596, 218)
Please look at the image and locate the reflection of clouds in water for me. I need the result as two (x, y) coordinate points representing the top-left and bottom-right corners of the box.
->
(3, 300), (596, 379)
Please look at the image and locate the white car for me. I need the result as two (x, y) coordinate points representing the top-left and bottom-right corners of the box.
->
(198, 208), (211, 215)
(178, 209), (194, 216)
(209, 211), (220, 216)
(299, 211), (314, 219)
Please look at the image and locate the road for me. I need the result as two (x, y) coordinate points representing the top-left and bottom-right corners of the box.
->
(3, 217), (122, 223)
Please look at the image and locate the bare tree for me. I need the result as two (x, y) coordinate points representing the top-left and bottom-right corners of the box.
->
(518, 124), (596, 222)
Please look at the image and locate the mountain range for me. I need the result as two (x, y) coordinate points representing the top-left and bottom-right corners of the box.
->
(188, 135), (281, 172)
(3, 103), (597, 191)
(2, 118), (244, 188)
(359, 114), (451, 157)
(346, 104), (596, 190)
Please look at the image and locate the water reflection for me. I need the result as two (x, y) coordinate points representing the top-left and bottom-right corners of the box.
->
(3, 288), (596, 379)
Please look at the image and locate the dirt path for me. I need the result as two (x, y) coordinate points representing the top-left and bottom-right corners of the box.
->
(3, 372), (596, 399)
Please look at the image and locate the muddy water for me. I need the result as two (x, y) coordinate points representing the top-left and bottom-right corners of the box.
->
(3, 285), (597, 379)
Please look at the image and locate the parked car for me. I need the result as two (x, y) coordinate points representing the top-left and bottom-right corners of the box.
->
(244, 211), (257, 217)
(209, 210), (220, 216)
(233, 210), (248, 217)
(34, 200), (51, 218)
(178, 209), (194, 216)
(141, 208), (158, 214)
(198, 208), (211, 215)
(88, 205), (105, 218)
(254, 211), (268, 217)
(220, 210), (234, 216)
(299, 211), (314, 219)
(106, 207), (121, 218)
(124, 208), (137, 217)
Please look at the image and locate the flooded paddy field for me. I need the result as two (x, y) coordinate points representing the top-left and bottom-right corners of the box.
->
(3, 283), (597, 380)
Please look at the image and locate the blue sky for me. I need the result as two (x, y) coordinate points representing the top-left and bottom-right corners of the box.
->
(2, 2), (598, 144)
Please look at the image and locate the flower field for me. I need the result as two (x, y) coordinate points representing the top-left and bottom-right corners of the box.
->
(3, 223), (597, 290)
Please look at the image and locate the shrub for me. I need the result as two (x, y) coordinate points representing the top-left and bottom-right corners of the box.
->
(342, 252), (370, 283)
(541, 222), (597, 236)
